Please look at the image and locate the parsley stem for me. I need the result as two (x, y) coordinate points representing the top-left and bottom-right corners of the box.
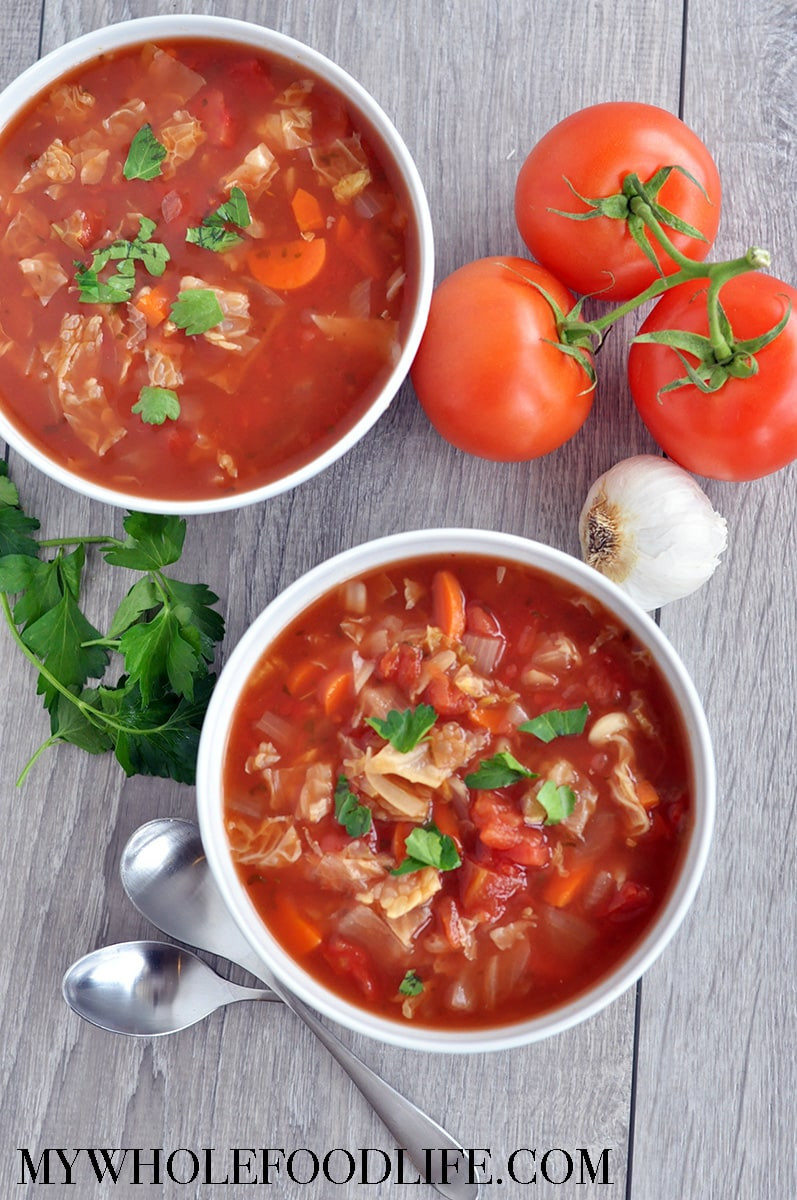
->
(0, 590), (193, 744)
(37, 535), (120, 549)
(15, 735), (60, 788)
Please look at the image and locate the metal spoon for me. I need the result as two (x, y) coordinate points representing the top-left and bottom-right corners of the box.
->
(119, 818), (480, 1200)
(63, 939), (274, 1036)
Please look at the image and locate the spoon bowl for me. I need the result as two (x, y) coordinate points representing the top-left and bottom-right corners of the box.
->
(62, 940), (271, 1037)
(120, 817), (271, 982)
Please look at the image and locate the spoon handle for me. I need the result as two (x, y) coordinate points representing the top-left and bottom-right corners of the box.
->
(269, 980), (479, 1200)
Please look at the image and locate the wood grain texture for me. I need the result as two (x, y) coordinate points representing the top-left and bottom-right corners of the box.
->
(632, 4), (797, 1195)
(0, 0), (792, 1197)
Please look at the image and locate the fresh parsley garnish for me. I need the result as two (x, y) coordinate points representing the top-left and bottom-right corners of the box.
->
(170, 288), (224, 335)
(519, 702), (590, 743)
(536, 780), (577, 825)
(75, 217), (170, 303)
(75, 257), (137, 304)
(464, 751), (538, 789)
(391, 823), (461, 876)
(123, 124), (167, 181)
(132, 386), (181, 425)
(186, 187), (252, 252)
(334, 775), (372, 838)
(398, 970), (424, 997)
(366, 703), (437, 753)
(0, 469), (224, 786)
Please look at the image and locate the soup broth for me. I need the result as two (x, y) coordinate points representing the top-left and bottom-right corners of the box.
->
(223, 554), (693, 1030)
(0, 39), (411, 500)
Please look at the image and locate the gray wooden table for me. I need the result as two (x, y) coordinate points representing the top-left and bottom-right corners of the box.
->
(1, 2), (795, 1197)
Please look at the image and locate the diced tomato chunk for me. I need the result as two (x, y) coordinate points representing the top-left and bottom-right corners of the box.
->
(322, 936), (377, 999)
(471, 792), (549, 866)
(466, 603), (502, 638)
(459, 859), (526, 920)
(602, 880), (653, 922)
(423, 673), (474, 717)
(188, 87), (237, 146)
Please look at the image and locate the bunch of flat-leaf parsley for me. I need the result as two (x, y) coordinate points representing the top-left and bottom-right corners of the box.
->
(0, 462), (224, 785)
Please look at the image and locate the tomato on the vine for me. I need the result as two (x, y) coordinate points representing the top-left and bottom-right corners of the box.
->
(628, 273), (797, 480)
(410, 256), (593, 461)
(514, 101), (722, 301)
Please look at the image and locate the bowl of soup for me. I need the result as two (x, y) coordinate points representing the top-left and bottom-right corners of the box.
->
(0, 16), (433, 512)
(196, 529), (715, 1052)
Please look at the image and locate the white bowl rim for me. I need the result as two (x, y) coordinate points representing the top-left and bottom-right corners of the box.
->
(196, 528), (716, 1054)
(0, 14), (434, 514)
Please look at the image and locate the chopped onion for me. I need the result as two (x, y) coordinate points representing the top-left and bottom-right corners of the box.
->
(462, 631), (504, 675)
(341, 579), (367, 613)
(254, 709), (294, 745)
(386, 267), (406, 302)
(352, 187), (384, 219)
(349, 278), (371, 318)
(351, 649), (375, 694)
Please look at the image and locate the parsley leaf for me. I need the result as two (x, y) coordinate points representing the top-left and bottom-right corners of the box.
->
(110, 675), (216, 785)
(75, 218), (170, 303)
(0, 469), (225, 786)
(186, 186), (252, 252)
(391, 823), (461, 876)
(75, 257), (137, 304)
(21, 588), (109, 709)
(366, 703), (437, 752)
(106, 576), (161, 639)
(118, 606), (202, 704)
(102, 512), (186, 571)
(48, 690), (114, 757)
(519, 702), (590, 743)
(536, 780), (577, 825)
(334, 775), (372, 838)
(170, 288), (224, 335)
(123, 124), (167, 181)
(398, 970), (424, 997)
(132, 386), (181, 425)
(464, 751), (538, 789)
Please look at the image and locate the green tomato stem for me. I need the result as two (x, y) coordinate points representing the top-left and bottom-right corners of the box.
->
(574, 246), (770, 345)
(627, 196), (700, 271)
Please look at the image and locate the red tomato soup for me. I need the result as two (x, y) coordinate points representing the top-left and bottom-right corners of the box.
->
(223, 555), (693, 1030)
(0, 40), (413, 499)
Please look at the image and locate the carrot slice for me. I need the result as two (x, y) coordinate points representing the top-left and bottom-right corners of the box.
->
(286, 658), (322, 698)
(432, 569), (466, 639)
(134, 285), (170, 327)
(543, 861), (592, 909)
(318, 665), (352, 718)
(391, 820), (415, 863)
(290, 187), (325, 233)
(248, 237), (326, 290)
(468, 703), (514, 734)
(274, 896), (322, 956)
(432, 797), (461, 849)
(636, 780), (660, 810)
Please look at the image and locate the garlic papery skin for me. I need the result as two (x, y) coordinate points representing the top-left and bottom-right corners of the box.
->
(578, 455), (728, 611)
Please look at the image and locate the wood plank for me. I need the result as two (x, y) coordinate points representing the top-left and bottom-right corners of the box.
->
(0, 2), (723, 1197)
(632, 0), (797, 1196)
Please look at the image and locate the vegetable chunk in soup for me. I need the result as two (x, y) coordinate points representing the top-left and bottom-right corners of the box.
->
(223, 555), (692, 1030)
(0, 40), (410, 500)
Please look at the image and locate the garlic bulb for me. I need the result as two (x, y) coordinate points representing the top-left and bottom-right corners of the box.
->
(578, 455), (728, 610)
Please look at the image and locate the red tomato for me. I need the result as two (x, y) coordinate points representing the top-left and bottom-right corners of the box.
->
(410, 256), (593, 460)
(628, 273), (797, 480)
(514, 102), (721, 300)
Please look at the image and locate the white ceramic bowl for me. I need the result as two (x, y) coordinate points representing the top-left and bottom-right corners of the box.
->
(0, 15), (433, 513)
(196, 529), (715, 1053)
